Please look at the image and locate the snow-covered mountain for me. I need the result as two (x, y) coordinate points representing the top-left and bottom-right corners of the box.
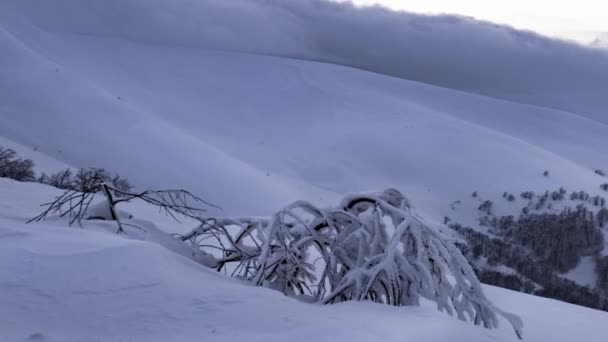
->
(1, 0), (608, 340)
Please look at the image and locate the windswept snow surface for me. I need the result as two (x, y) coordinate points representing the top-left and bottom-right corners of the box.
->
(1, 0), (608, 221)
(1, 178), (607, 342)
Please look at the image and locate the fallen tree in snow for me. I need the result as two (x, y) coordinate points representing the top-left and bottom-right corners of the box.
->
(180, 189), (523, 339)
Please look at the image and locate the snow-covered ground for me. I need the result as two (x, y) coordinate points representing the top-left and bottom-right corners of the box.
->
(2, 1), (608, 340)
(1, 178), (607, 342)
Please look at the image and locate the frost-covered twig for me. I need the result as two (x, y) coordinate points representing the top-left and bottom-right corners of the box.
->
(29, 173), (216, 234)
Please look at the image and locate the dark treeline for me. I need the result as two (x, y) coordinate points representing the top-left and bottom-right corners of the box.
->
(0, 147), (35, 182)
(0, 146), (132, 193)
(451, 188), (608, 312)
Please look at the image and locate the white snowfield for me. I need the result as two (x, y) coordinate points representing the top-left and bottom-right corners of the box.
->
(1, 178), (607, 342)
(1, 0), (608, 340)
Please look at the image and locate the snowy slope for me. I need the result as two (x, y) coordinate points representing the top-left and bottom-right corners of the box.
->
(2, 1), (608, 340)
(0, 136), (70, 175)
(1, 178), (607, 342)
(1, 1), (608, 222)
(1, 0), (608, 122)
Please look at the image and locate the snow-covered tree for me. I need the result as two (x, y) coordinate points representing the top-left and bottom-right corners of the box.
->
(182, 189), (523, 338)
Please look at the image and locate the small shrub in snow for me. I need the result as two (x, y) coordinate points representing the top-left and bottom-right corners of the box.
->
(534, 192), (550, 210)
(38, 169), (74, 189)
(570, 190), (590, 202)
(601, 183), (608, 192)
(543, 170), (550, 177)
(502, 192), (517, 201)
(595, 169), (606, 177)
(38, 167), (133, 194)
(520, 191), (534, 200)
(0, 147), (36, 182)
(592, 196), (606, 207)
(73, 168), (133, 194)
(449, 200), (461, 210)
(478, 200), (493, 215)
(551, 189), (565, 201)
(29, 176), (211, 233)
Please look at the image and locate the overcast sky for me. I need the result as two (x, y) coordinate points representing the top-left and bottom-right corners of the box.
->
(333, 0), (607, 42)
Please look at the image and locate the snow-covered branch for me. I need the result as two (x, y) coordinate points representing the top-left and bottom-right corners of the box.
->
(181, 188), (523, 338)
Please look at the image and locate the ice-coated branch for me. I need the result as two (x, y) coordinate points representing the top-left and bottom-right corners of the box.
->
(181, 188), (523, 339)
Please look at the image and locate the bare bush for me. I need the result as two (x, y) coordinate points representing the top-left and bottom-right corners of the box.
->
(29, 170), (213, 233)
(72, 168), (133, 194)
(38, 169), (74, 189)
(0, 147), (36, 182)
(38, 167), (133, 194)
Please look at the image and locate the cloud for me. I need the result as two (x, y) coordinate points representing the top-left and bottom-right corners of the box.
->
(4, 0), (608, 120)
